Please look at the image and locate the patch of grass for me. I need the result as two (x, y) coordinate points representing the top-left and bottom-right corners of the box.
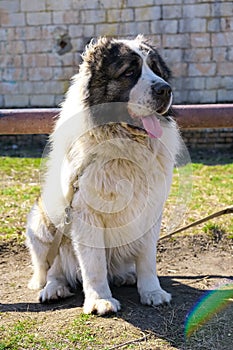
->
(0, 157), (41, 242)
(59, 314), (99, 347)
(163, 162), (233, 236)
(0, 319), (49, 350)
(203, 223), (226, 242)
(0, 316), (99, 350)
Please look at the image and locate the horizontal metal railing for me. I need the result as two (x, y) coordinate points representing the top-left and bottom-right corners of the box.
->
(0, 104), (233, 135)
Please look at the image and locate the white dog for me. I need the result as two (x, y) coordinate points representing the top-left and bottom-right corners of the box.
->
(26, 35), (181, 315)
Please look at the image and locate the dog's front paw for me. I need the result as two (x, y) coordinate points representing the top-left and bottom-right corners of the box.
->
(39, 281), (74, 303)
(83, 297), (121, 315)
(140, 289), (171, 306)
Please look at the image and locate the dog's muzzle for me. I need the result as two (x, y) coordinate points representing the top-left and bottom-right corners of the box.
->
(152, 82), (172, 115)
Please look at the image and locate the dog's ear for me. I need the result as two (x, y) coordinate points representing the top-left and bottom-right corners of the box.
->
(136, 34), (145, 42)
(82, 36), (113, 65)
(82, 37), (98, 60)
(88, 37), (97, 46)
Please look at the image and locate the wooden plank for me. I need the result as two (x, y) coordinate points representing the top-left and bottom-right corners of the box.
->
(0, 105), (233, 135)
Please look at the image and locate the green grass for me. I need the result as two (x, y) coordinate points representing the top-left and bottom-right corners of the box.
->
(58, 314), (99, 347)
(0, 319), (43, 350)
(0, 315), (102, 350)
(163, 162), (233, 236)
(0, 157), (41, 242)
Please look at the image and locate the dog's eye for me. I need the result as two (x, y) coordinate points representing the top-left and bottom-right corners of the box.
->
(124, 69), (134, 77)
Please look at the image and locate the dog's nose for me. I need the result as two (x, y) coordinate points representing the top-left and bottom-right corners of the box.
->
(152, 82), (172, 98)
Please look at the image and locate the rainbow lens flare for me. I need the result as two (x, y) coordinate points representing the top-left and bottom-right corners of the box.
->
(185, 282), (233, 338)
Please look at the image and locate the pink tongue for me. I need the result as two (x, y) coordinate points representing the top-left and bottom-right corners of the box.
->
(141, 115), (163, 138)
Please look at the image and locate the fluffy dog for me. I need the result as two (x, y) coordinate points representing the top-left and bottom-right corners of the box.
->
(26, 35), (181, 315)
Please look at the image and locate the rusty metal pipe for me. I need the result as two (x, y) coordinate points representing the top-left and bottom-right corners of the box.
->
(0, 109), (59, 135)
(173, 104), (233, 130)
(0, 105), (233, 135)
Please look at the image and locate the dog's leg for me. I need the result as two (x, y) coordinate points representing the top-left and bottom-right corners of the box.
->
(74, 243), (121, 315)
(136, 232), (171, 306)
(80, 245), (121, 315)
(39, 254), (74, 302)
(27, 239), (49, 290)
(26, 205), (50, 290)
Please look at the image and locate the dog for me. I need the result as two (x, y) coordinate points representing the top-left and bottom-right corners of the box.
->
(26, 35), (181, 315)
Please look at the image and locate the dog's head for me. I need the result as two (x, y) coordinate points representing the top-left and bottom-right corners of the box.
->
(78, 35), (173, 138)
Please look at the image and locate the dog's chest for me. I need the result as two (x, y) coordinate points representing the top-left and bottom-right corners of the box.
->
(71, 144), (171, 249)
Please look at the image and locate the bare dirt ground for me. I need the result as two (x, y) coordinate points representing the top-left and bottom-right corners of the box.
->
(1, 234), (233, 349)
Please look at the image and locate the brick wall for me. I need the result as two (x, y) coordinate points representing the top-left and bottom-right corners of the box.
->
(0, 0), (233, 107)
(182, 128), (233, 150)
(0, 128), (232, 158)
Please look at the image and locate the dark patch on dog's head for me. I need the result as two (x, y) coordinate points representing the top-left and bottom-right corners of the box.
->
(81, 37), (142, 107)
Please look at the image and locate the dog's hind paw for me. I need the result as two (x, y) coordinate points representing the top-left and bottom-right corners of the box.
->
(39, 281), (74, 303)
(83, 297), (121, 315)
(140, 289), (171, 306)
(113, 272), (137, 287)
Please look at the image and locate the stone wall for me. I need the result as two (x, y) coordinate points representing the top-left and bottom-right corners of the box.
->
(0, 0), (233, 108)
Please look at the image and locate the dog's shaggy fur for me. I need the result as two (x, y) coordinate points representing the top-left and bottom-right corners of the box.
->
(26, 35), (182, 315)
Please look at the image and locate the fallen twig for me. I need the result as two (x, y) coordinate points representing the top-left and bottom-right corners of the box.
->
(160, 206), (233, 241)
(108, 332), (150, 349)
